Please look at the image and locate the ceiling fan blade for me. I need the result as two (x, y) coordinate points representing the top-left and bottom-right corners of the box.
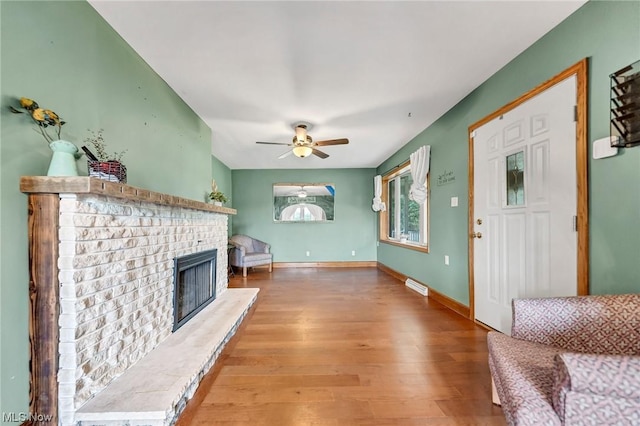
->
(278, 150), (293, 159)
(312, 148), (329, 159)
(313, 138), (349, 146)
(256, 141), (292, 146)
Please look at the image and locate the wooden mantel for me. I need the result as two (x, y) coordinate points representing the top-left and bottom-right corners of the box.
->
(20, 176), (235, 425)
(20, 176), (237, 215)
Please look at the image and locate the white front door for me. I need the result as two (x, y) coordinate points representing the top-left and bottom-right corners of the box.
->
(473, 76), (578, 334)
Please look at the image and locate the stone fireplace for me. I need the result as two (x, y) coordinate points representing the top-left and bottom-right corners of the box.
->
(21, 177), (258, 426)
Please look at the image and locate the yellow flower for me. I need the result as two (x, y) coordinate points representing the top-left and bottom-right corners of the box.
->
(11, 97), (65, 144)
(31, 108), (45, 122)
(43, 109), (60, 125)
(43, 109), (58, 119)
(20, 97), (36, 109)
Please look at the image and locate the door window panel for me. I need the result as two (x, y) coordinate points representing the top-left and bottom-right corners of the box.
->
(506, 151), (525, 206)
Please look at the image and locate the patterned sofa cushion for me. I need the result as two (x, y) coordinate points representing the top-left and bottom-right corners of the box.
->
(487, 332), (563, 425)
(489, 295), (640, 426)
(553, 353), (640, 425)
(511, 294), (640, 355)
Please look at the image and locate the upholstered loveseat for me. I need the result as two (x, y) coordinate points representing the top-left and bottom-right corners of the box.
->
(229, 234), (273, 277)
(487, 294), (640, 425)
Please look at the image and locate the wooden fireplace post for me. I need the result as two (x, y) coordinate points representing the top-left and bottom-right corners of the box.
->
(27, 193), (60, 425)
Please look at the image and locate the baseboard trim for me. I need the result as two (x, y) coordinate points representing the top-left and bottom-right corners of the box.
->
(376, 262), (471, 319)
(427, 287), (470, 319)
(474, 319), (498, 332)
(376, 262), (405, 282)
(273, 261), (377, 268)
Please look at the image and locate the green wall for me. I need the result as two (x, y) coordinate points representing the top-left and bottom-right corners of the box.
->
(0, 1), (214, 422)
(211, 154), (233, 234)
(377, 0), (640, 304)
(211, 155), (233, 204)
(232, 169), (377, 262)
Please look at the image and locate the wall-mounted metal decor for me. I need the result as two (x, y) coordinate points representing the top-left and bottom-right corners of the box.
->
(611, 59), (640, 148)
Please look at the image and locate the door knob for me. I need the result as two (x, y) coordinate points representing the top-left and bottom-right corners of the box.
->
(471, 232), (483, 239)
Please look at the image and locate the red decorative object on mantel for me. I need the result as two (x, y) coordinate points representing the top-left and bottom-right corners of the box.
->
(88, 160), (127, 183)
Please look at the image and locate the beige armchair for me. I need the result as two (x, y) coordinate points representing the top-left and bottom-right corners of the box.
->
(229, 234), (273, 277)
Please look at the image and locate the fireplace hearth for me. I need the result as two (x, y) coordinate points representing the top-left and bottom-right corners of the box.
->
(173, 249), (217, 331)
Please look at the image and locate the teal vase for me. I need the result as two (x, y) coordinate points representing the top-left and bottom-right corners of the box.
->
(47, 140), (80, 176)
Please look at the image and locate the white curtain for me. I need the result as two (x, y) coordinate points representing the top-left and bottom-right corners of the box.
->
(280, 203), (326, 221)
(372, 175), (386, 212)
(409, 145), (431, 203)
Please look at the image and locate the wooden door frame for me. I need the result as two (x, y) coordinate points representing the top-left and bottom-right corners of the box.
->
(467, 58), (589, 322)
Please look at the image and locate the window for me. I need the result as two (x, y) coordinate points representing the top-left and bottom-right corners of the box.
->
(380, 162), (429, 252)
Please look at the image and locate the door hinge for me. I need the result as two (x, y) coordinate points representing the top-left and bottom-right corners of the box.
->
(573, 105), (578, 122)
(573, 215), (578, 232)
(471, 130), (476, 138)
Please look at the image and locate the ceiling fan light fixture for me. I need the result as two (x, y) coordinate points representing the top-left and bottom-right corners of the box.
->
(257, 121), (346, 160)
(292, 145), (313, 158)
(295, 125), (307, 144)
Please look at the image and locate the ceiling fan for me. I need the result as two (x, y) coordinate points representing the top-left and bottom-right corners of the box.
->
(256, 122), (349, 159)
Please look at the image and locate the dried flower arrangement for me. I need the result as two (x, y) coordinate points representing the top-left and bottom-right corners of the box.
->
(83, 129), (127, 162)
(83, 129), (128, 183)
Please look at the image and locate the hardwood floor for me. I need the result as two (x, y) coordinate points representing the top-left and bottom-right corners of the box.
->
(176, 267), (505, 426)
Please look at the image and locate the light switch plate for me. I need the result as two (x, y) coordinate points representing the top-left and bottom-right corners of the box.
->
(451, 197), (458, 207)
(593, 136), (619, 159)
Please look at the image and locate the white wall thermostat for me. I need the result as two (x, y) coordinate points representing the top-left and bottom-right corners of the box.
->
(592, 136), (619, 159)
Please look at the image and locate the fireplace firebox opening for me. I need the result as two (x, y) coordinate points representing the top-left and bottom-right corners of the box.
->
(173, 249), (217, 331)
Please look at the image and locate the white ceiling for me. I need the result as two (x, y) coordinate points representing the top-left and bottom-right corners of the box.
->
(88, 0), (586, 170)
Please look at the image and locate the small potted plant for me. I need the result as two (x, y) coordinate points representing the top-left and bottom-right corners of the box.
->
(209, 191), (228, 206)
(208, 180), (228, 206)
(83, 129), (128, 183)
